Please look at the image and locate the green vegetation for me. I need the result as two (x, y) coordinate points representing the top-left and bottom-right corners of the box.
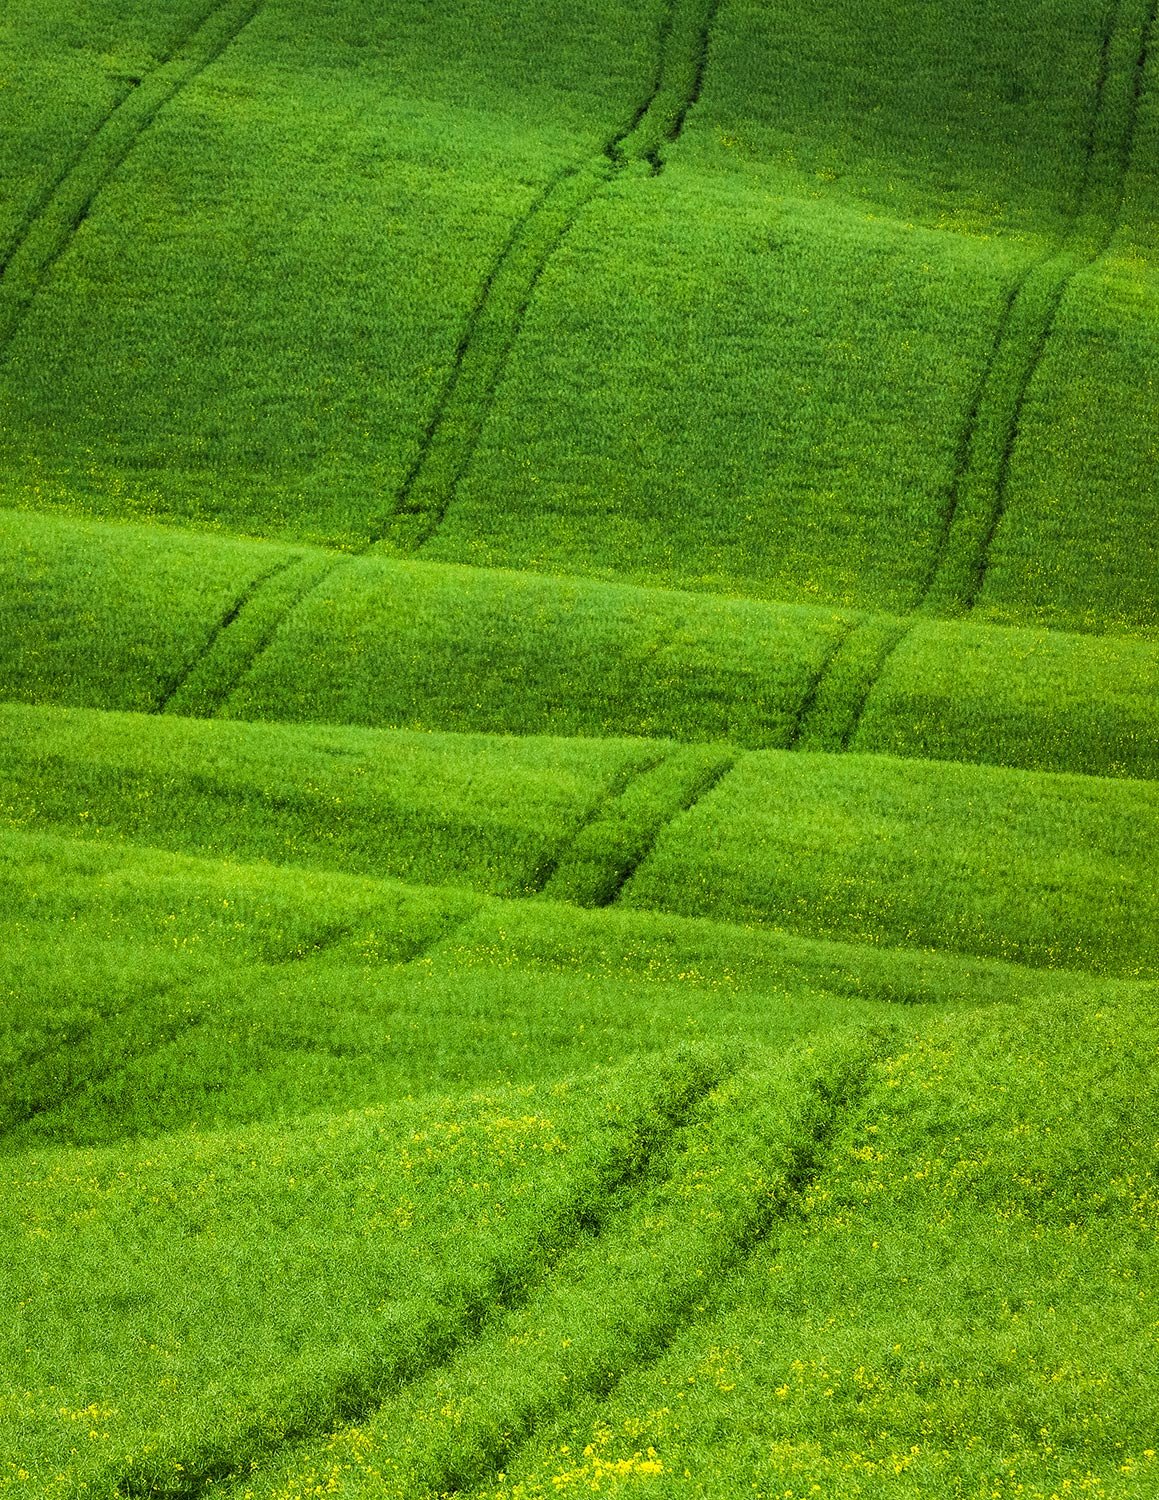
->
(1, 0), (1157, 1494)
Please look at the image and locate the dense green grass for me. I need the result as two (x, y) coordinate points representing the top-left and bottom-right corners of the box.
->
(2, 0), (1157, 1494)
(5, 510), (1159, 778)
(3, 704), (1157, 976)
(0, 0), (666, 545)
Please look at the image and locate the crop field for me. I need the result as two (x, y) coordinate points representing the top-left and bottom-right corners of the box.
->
(1, 0), (1157, 1497)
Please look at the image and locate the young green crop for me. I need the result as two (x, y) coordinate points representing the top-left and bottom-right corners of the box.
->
(2, 0), (1157, 1493)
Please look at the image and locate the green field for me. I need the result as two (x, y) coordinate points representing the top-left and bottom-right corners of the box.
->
(2, 1), (1157, 1496)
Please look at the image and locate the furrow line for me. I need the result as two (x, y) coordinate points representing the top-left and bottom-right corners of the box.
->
(0, 0), (264, 357)
(793, 617), (911, 753)
(1, 983), (201, 1144)
(0, 83), (137, 276)
(529, 750), (673, 896)
(786, 616), (861, 748)
(604, 749), (737, 905)
(166, 554), (345, 719)
(920, 0), (1155, 615)
(268, 1033), (894, 1500)
(838, 621), (914, 751)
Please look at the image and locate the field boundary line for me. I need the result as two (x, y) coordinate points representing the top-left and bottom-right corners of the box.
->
(370, 0), (722, 555)
(0, 0), (265, 359)
(920, 0), (1157, 615)
(114, 1050), (732, 1500)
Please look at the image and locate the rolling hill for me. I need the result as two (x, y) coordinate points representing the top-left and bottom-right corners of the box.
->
(1, 1), (1157, 1496)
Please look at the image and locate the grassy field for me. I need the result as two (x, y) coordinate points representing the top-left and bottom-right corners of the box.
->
(1, 0), (1157, 1496)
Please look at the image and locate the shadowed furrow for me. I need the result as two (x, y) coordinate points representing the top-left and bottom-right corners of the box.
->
(793, 618), (913, 753)
(165, 554), (340, 719)
(543, 745), (738, 907)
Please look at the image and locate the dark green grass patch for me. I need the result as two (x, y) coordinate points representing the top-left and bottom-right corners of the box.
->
(681, 0), (1111, 237)
(223, 549), (850, 748)
(856, 615), (1159, 780)
(8, 512), (1159, 780)
(2, 825), (1105, 1150)
(429, 172), (1027, 611)
(0, 0), (213, 259)
(4, 709), (1157, 979)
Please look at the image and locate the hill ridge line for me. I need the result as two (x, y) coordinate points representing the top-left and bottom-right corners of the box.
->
(919, 0), (1157, 615)
(0, 0), (264, 358)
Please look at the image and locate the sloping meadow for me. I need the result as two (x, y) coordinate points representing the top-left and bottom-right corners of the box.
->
(2, 0), (1158, 1496)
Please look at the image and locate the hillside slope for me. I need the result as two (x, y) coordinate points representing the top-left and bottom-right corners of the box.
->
(1, 1), (1156, 1497)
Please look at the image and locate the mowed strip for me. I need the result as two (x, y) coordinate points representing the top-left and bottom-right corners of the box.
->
(3, 511), (1159, 778)
(2, 705), (1157, 977)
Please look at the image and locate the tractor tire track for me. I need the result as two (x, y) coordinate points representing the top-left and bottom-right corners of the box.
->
(201, 0), (723, 693)
(529, 749), (672, 895)
(602, 748), (737, 906)
(114, 1049), (732, 1500)
(248, 1033), (893, 1500)
(786, 616), (862, 748)
(0, 0), (265, 358)
(370, 0), (723, 557)
(793, 617), (912, 753)
(153, 555), (297, 713)
(159, 553), (338, 719)
(920, 0), (1157, 615)
(0, 981), (202, 1144)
